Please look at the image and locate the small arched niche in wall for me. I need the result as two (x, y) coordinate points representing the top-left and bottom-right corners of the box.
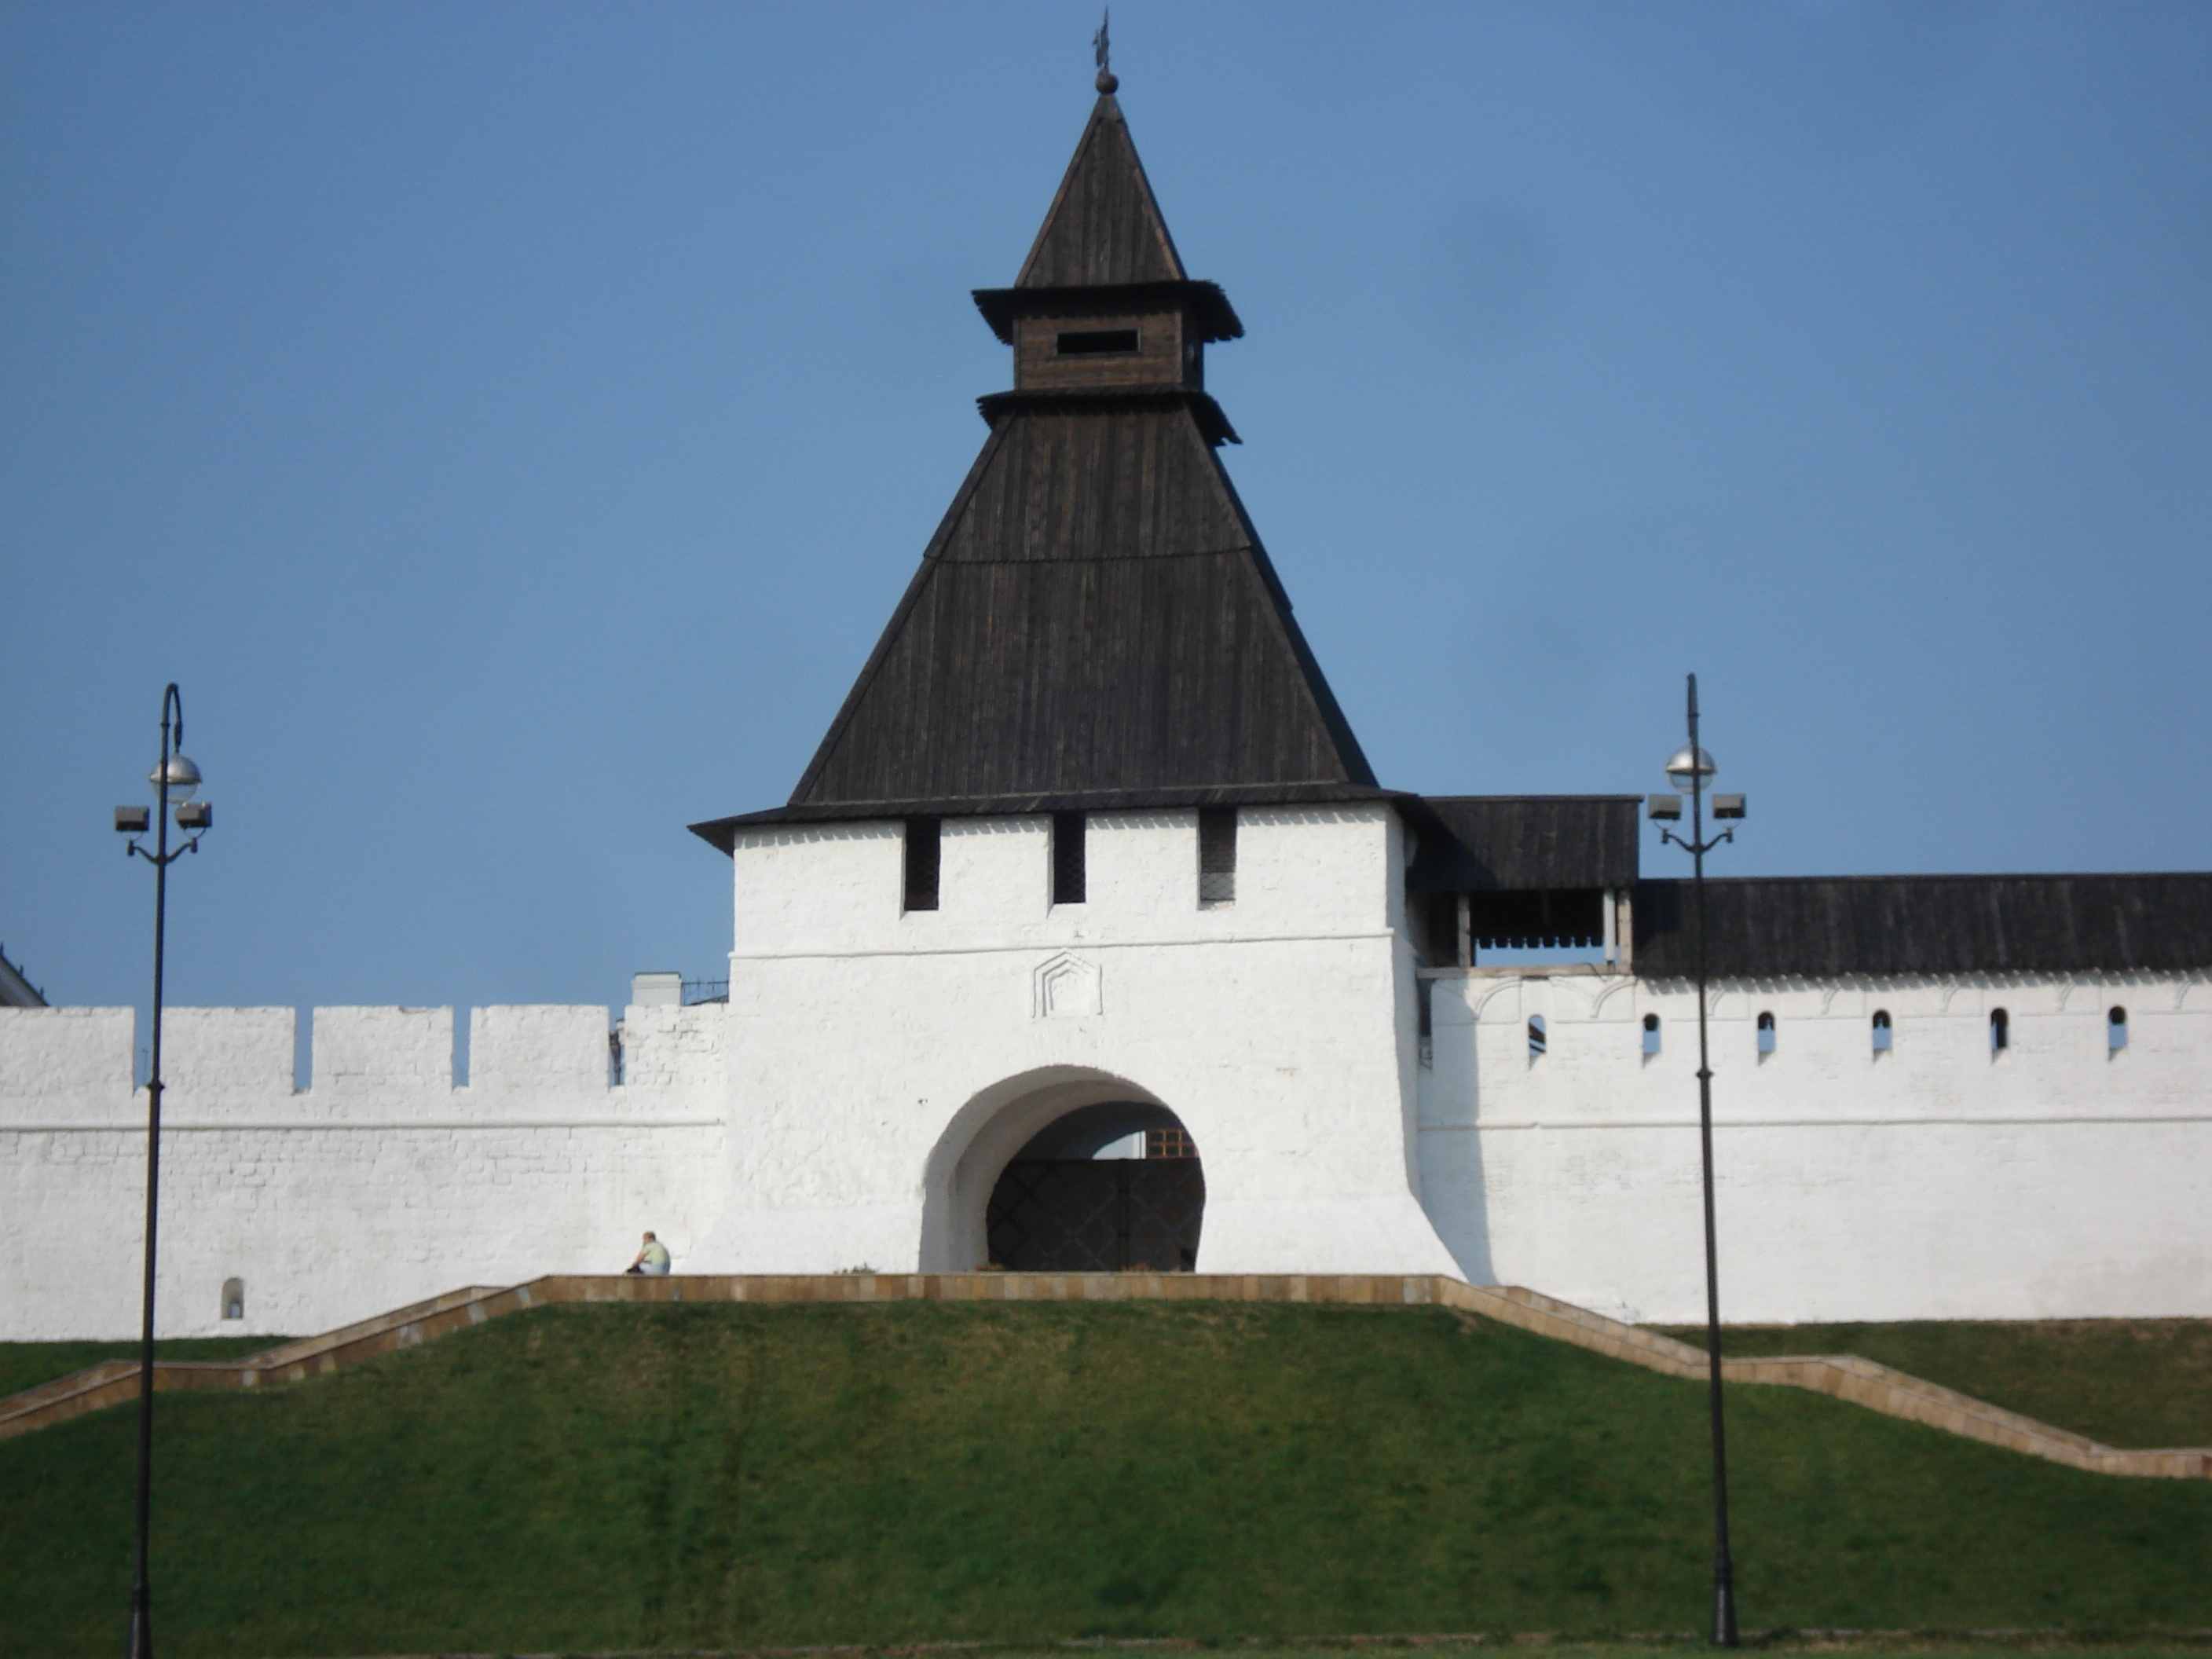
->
(1989, 1007), (2010, 1054)
(1756, 1010), (1776, 1057)
(221, 1278), (244, 1321)
(2108, 1005), (2128, 1053)
(1871, 1009), (1892, 1055)
(1527, 1013), (1547, 1060)
(1641, 1013), (1661, 1057)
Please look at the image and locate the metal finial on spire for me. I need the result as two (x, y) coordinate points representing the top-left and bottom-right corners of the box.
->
(1093, 9), (1117, 93)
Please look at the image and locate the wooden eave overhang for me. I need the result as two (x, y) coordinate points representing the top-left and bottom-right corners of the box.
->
(975, 386), (1240, 446)
(972, 280), (1244, 345)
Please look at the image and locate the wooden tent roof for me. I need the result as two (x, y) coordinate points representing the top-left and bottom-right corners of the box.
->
(695, 401), (1377, 837)
(692, 90), (1375, 844)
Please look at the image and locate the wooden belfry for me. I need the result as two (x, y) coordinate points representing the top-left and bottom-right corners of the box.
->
(703, 75), (1388, 844)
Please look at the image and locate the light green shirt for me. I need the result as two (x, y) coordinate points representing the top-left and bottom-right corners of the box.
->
(641, 1240), (670, 1269)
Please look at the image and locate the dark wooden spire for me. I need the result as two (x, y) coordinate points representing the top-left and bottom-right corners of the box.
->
(1016, 93), (1185, 288)
(691, 91), (1377, 848)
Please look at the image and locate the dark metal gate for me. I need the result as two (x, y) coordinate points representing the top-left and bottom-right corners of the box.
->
(985, 1159), (1204, 1272)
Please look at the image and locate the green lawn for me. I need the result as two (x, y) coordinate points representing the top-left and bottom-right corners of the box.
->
(1656, 1321), (2212, 1450)
(3, 1301), (2208, 1658)
(0, 1335), (293, 1401)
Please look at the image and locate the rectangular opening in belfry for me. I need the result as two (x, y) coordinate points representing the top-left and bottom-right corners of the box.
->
(1052, 812), (1087, 905)
(1197, 806), (1236, 905)
(903, 818), (941, 912)
(1057, 328), (1140, 356)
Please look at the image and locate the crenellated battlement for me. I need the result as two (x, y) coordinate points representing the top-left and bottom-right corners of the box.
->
(0, 1002), (728, 1122)
(0, 999), (734, 1342)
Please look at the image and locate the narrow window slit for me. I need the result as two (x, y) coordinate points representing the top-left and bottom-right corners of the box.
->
(903, 818), (941, 913)
(1989, 1007), (2009, 1053)
(222, 1278), (244, 1321)
(1197, 807), (1236, 905)
(2108, 1005), (2128, 1053)
(1872, 1009), (1892, 1053)
(1756, 1010), (1776, 1056)
(1642, 1013), (1661, 1057)
(1052, 812), (1087, 906)
(1528, 1014), (1547, 1060)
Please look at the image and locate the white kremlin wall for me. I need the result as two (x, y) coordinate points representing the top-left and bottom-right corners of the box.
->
(0, 1002), (727, 1341)
(4, 803), (2208, 1341)
(1418, 967), (2212, 1324)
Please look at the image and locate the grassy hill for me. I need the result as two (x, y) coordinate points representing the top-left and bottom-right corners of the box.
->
(4, 1299), (2208, 1658)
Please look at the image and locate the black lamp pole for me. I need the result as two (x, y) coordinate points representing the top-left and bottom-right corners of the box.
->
(1655, 672), (1741, 1647)
(115, 684), (211, 1659)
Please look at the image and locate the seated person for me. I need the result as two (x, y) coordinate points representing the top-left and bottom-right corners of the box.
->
(625, 1230), (672, 1276)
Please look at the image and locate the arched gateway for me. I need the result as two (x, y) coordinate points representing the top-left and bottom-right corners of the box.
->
(918, 1070), (1204, 1273)
(986, 1101), (1203, 1272)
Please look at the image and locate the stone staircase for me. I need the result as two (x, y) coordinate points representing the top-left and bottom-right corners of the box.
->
(3, 1273), (2204, 1480)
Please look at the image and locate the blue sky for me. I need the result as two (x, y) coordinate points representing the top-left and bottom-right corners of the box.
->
(3, 2), (2207, 1025)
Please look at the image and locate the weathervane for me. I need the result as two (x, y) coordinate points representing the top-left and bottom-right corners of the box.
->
(1093, 9), (1116, 93)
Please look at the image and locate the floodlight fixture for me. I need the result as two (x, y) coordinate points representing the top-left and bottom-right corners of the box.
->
(175, 801), (212, 830)
(1648, 794), (1682, 822)
(1712, 795), (1746, 821)
(115, 805), (150, 833)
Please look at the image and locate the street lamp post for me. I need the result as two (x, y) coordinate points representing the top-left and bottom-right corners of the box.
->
(1647, 672), (1746, 1647)
(113, 684), (212, 1659)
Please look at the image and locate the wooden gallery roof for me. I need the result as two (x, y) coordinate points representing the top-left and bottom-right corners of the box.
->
(1633, 872), (2212, 980)
(1406, 797), (1643, 893)
(694, 90), (1378, 848)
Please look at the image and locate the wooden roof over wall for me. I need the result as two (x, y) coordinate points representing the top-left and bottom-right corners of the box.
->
(1407, 796), (1643, 892)
(1632, 873), (2212, 977)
